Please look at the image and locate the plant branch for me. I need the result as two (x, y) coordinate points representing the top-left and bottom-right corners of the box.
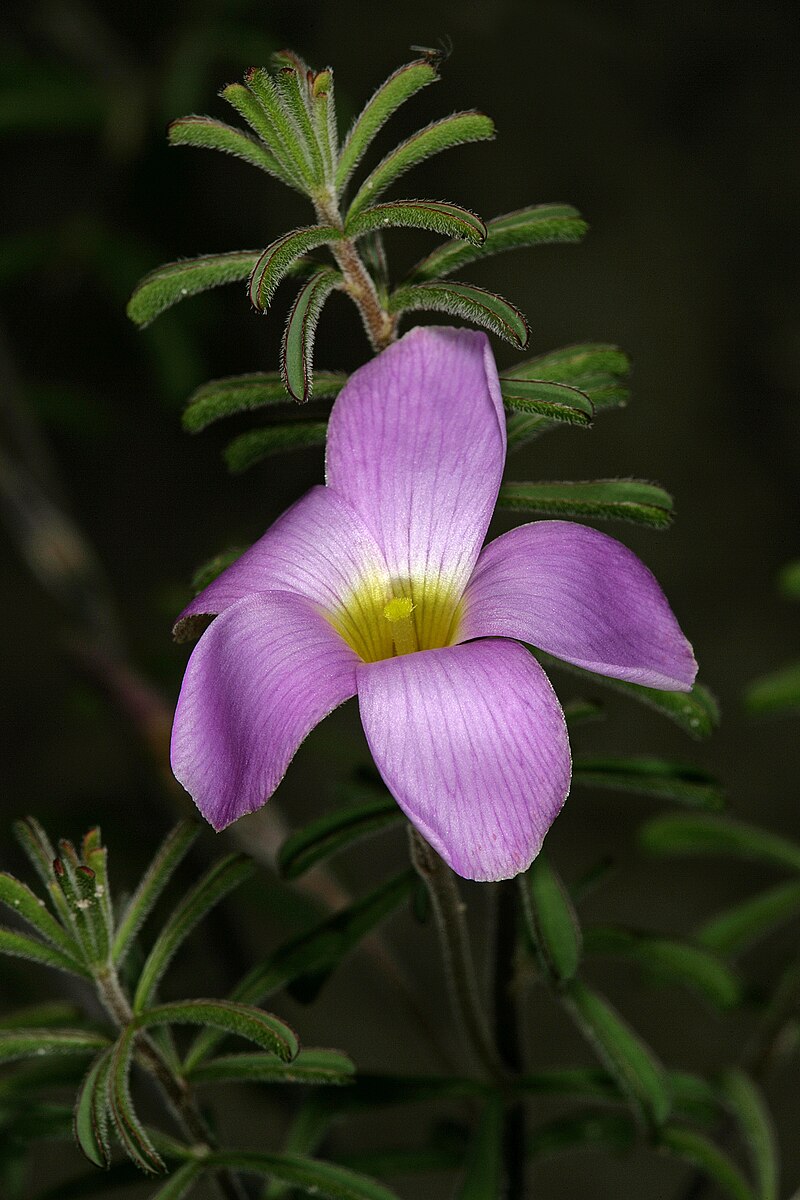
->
(408, 826), (507, 1086)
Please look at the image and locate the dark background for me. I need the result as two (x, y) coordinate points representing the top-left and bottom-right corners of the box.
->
(1, 1), (799, 1197)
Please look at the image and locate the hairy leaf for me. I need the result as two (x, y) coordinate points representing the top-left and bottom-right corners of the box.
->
(133, 855), (255, 1013)
(127, 251), (260, 327)
(220, 82), (305, 191)
(0, 1028), (108, 1065)
(73, 1050), (112, 1169)
(408, 203), (587, 281)
(336, 58), (440, 190)
(347, 112), (495, 220)
(573, 756), (724, 810)
(113, 822), (200, 966)
(639, 814), (800, 872)
(695, 880), (800, 957)
(347, 199), (486, 245)
(390, 281), (529, 347)
(278, 795), (400, 879)
(273, 67), (325, 184)
(499, 378), (594, 425)
(224, 422), (328, 473)
(0, 873), (78, 956)
(183, 370), (345, 432)
(107, 1028), (165, 1174)
(499, 480), (673, 528)
(244, 68), (316, 188)
(187, 1047), (355, 1086)
(583, 927), (742, 1010)
(520, 856), (582, 983)
(562, 980), (671, 1130)
(168, 115), (286, 177)
(249, 226), (342, 311)
(282, 269), (341, 401)
(719, 1069), (778, 1200)
(138, 999), (299, 1062)
(13, 817), (58, 893)
(534, 652), (719, 739)
(0, 927), (89, 977)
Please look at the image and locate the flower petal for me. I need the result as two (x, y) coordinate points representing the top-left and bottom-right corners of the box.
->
(357, 639), (571, 881)
(459, 521), (697, 690)
(325, 327), (505, 643)
(174, 486), (388, 648)
(171, 591), (359, 829)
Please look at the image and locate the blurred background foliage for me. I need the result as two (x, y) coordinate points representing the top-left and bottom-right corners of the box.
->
(1, 0), (798, 1197)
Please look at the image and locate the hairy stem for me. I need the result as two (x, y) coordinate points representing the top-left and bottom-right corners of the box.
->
(408, 826), (507, 1086)
(314, 192), (396, 351)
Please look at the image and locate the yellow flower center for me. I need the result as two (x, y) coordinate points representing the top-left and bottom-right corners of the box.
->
(327, 577), (462, 662)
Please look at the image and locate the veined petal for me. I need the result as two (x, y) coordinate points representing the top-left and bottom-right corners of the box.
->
(174, 486), (390, 658)
(459, 521), (697, 690)
(171, 591), (359, 829)
(326, 327), (506, 647)
(357, 639), (571, 881)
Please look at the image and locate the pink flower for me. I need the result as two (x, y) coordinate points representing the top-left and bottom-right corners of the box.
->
(171, 328), (696, 881)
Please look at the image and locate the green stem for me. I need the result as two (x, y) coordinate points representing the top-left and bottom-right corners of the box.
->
(314, 192), (396, 352)
(408, 826), (507, 1086)
(494, 881), (526, 1197)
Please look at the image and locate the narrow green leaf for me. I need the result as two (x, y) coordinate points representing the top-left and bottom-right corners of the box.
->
(347, 111), (495, 220)
(311, 69), (338, 183)
(127, 251), (260, 328)
(220, 82), (304, 191)
(194, 1150), (402, 1199)
(0, 927), (89, 977)
(499, 378), (593, 425)
(248, 226), (342, 312)
(639, 814), (800, 873)
(562, 980), (671, 1129)
(408, 203), (588, 281)
(520, 855), (582, 983)
(744, 662), (800, 716)
(583, 927), (742, 1010)
(73, 1050), (112, 1169)
(499, 480), (674, 528)
(0, 873), (78, 956)
(281, 269), (341, 401)
(107, 1028), (165, 1174)
(185, 871), (415, 1070)
(457, 1098), (503, 1199)
(190, 548), (244, 594)
(187, 1047), (355, 1086)
(138, 999), (299, 1063)
(183, 370), (345, 432)
(168, 115), (286, 177)
(573, 756), (724, 810)
(0, 1029), (108, 1065)
(278, 796), (400, 880)
(347, 200), (486, 245)
(0, 1002), (80, 1030)
(133, 854), (254, 1013)
(658, 1126), (755, 1200)
(528, 1112), (637, 1159)
(148, 1161), (202, 1200)
(695, 880), (800, 957)
(516, 1068), (717, 1123)
(224, 422), (328, 473)
(719, 1069), (778, 1200)
(113, 822), (200, 966)
(389, 281), (529, 347)
(534, 652), (719, 740)
(562, 698), (605, 726)
(336, 58), (440, 190)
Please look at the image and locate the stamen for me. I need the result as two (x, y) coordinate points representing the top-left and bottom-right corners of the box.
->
(383, 596), (419, 656)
